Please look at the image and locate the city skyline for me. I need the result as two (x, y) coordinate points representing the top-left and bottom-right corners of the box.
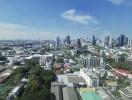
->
(0, 0), (132, 40)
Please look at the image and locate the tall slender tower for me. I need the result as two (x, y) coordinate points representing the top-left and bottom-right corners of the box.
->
(56, 36), (61, 49)
(92, 35), (96, 45)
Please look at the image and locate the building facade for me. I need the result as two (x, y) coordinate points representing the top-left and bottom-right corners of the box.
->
(80, 68), (99, 87)
(80, 55), (103, 67)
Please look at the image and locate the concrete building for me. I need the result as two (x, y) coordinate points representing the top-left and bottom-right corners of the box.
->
(57, 72), (86, 87)
(92, 35), (96, 46)
(104, 36), (110, 47)
(0, 69), (14, 83)
(51, 82), (65, 100)
(96, 87), (111, 100)
(117, 34), (128, 47)
(65, 35), (71, 45)
(128, 40), (132, 47)
(80, 55), (103, 67)
(62, 87), (79, 100)
(7, 83), (25, 100)
(25, 54), (41, 64)
(119, 87), (132, 100)
(51, 82), (79, 100)
(77, 39), (81, 48)
(80, 68), (99, 87)
(39, 53), (53, 70)
(105, 80), (118, 91)
(56, 36), (61, 49)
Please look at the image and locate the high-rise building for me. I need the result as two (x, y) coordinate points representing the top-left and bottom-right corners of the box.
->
(128, 40), (132, 47)
(104, 36), (110, 47)
(80, 55), (103, 67)
(117, 34), (128, 47)
(92, 35), (96, 45)
(56, 36), (61, 48)
(77, 39), (81, 48)
(124, 37), (128, 45)
(109, 37), (116, 48)
(65, 35), (71, 45)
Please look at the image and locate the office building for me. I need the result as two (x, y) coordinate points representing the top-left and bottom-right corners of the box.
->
(92, 35), (96, 46)
(117, 34), (128, 47)
(80, 55), (103, 67)
(77, 39), (81, 48)
(56, 36), (61, 49)
(104, 36), (110, 47)
(109, 37), (116, 48)
(65, 35), (71, 45)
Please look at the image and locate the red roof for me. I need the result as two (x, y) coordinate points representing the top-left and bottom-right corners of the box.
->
(112, 68), (132, 77)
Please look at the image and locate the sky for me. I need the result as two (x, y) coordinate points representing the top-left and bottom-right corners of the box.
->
(0, 0), (132, 40)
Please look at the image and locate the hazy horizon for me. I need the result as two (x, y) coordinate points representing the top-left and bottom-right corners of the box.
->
(0, 0), (132, 40)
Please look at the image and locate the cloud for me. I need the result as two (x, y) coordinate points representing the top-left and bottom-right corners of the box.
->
(0, 22), (29, 32)
(0, 22), (66, 40)
(105, 0), (128, 5)
(61, 9), (98, 25)
(0, 22), (40, 40)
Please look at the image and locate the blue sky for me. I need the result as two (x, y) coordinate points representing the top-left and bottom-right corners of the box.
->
(0, 0), (132, 40)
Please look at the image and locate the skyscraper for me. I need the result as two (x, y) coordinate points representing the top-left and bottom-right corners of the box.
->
(128, 40), (132, 47)
(92, 35), (96, 46)
(109, 37), (116, 48)
(56, 36), (61, 48)
(77, 39), (81, 48)
(117, 34), (128, 47)
(65, 35), (71, 45)
(124, 37), (128, 45)
(104, 36), (110, 47)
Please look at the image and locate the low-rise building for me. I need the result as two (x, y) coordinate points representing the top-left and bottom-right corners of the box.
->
(105, 80), (118, 91)
(119, 87), (132, 100)
(96, 88), (111, 100)
(7, 83), (25, 100)
(51, 82), (79, 100)
(112, 68), (132, 79)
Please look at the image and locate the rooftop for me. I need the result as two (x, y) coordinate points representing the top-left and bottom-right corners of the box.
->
(80, 92), (102, 100)
(51, 86), (63, 100)
(105, 80), (118, 87)
(96, 88), (111, 100)
(113, 68), (131, 75)
(120, 87), (132, 98)
(67, 76), (85, 84)
(81, 68), (99, 79)
(79, 87), (95, 93)
(62, 87), (79, 100)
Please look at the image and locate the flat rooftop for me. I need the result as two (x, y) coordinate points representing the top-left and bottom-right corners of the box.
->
(67, 76), (85, 84)
(120, 87), (132, 97)
(51, 86), (63, 100)
(81, 68), (99, 79)
(62, 87), (79, 100)
(80, 92), (102, 100)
